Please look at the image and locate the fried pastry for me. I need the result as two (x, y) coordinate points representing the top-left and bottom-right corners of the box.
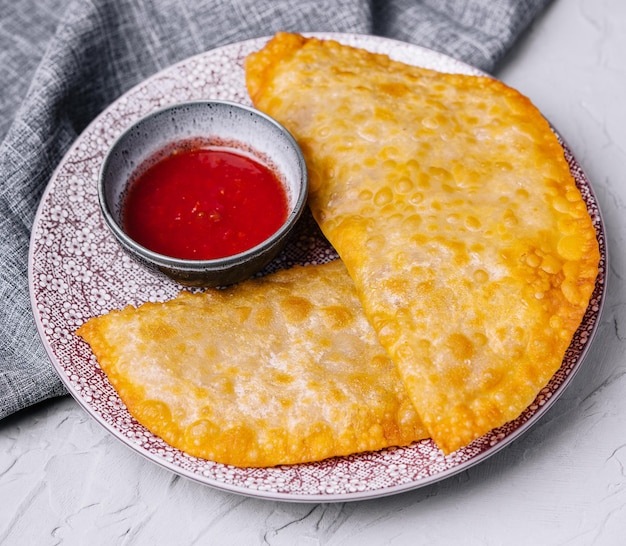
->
(76, 260), (427, 467)
(245, 33), (600, 453)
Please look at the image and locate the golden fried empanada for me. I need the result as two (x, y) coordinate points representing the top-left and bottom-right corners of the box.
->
(245, 33), (600, 453)
(76, 260), (427, 467)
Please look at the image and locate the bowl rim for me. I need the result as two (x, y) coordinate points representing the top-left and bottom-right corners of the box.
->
(97, 99), (309, 269)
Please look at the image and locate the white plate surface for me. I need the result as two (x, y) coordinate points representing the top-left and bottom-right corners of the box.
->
(29, 33), (607, 502)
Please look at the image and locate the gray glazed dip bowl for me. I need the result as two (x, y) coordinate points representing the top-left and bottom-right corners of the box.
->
(98, 100), (308, 287)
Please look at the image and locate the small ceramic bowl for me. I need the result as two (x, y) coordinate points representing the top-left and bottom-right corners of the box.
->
(98, 100), (308, 287)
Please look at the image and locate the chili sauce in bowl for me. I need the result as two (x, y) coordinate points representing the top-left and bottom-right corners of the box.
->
(98, 100), (308, 287)
(123, 145), (289, 261)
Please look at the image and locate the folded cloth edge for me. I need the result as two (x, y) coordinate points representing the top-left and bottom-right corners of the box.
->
(0, 0), (553, 420)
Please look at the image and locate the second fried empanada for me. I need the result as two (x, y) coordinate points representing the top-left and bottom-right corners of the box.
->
(77, 260), (427, 467)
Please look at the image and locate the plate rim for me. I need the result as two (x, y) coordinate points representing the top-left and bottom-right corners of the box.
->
(27, 32), (608, 503)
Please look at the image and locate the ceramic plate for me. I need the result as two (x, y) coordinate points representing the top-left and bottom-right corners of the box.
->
(28, 33), (607, 502)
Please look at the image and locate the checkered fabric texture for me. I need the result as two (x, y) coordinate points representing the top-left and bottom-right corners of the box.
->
(0, 0), (552, 419)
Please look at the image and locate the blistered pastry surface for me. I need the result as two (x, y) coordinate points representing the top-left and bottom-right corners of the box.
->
(77, 261), (427, 467)
(246, 33), (600, 453)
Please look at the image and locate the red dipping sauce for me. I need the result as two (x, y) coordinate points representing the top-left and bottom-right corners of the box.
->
(123, 145), (289, 260)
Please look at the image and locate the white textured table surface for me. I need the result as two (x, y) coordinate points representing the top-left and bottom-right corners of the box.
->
(2, 0), (625, 544)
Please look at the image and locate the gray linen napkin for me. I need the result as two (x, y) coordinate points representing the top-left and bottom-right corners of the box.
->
(0, 0), (552, 420)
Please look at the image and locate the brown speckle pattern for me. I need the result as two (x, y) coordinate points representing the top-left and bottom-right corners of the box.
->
(29, 34), (606, 502)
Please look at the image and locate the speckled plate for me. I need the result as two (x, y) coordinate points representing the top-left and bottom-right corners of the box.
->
(28, 33), (607, 502)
